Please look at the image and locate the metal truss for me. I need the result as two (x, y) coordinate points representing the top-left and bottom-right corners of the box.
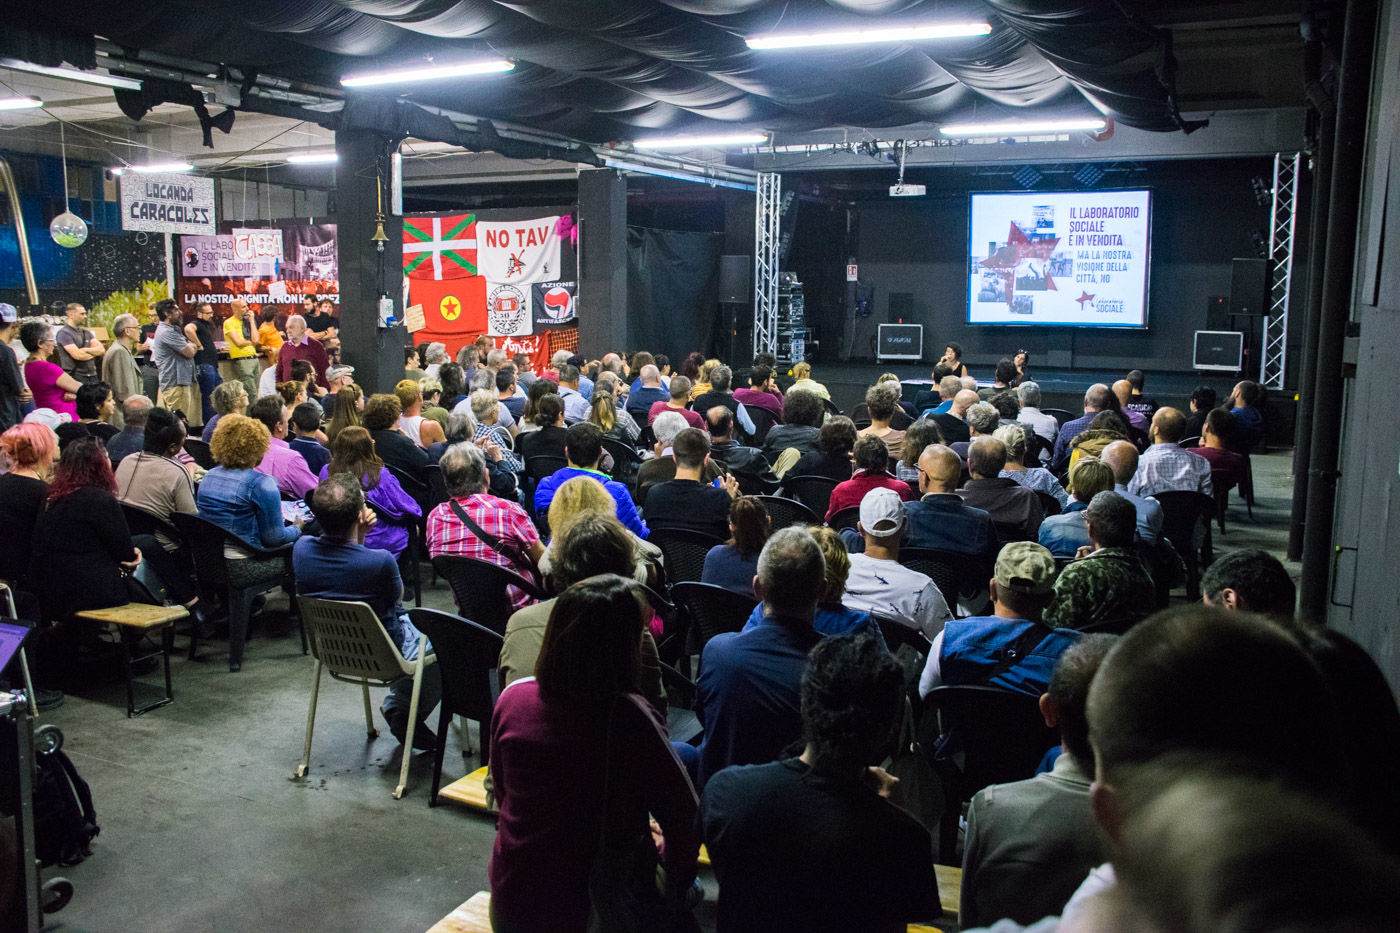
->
(753, 171), (781, 358)
(1261, 152), (1300, 389)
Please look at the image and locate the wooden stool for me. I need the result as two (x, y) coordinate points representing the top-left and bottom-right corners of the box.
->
(436, 766), (494, 814)
(74, 603), (188, 717)
(426, 891), (491, 933)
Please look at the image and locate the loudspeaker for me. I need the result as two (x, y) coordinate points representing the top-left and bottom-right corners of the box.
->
(719, 255), (750, 304)
(1230, 258), (1270, 317)
(1205, 295), (1230, 331)
(889, 292), (913, 323)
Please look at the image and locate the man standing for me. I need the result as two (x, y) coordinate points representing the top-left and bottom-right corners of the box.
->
(1043, 491), (1155, 633)
(276, 314), (330, 389)
(187, 302), (221, 424)
(54, 301), (105, 384)
(1129, 407), (1213, 497)
(101, 313), (143, 429)
(223, 299), (259, 397)
(0, 303), (29, 430)
(305, 298), (339, 355)
(151, 299), (201, 428)
(843, 488), (953, 640)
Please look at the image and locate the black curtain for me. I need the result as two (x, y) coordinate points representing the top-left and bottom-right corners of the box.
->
(626, 226), (723, 357)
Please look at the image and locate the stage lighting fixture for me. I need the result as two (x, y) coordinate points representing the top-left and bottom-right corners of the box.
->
(1251, 175), (1273, 206)
(633, 132), (768, 150)
(286, 152), (339, 165)
(108, 162), (194, 176)
(939, 118), (1107, 136)
(1251, 230), (1269, 258)
(0, 97), (42, 110)
(0, 59), (142, 90)
(341, 60), (514, 88)
(746, 22), (991, 50)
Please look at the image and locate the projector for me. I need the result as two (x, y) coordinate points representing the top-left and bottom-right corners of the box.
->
(890, 183), (926, 197)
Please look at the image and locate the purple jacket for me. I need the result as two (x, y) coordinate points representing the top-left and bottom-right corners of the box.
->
(318, 464), (421, 557)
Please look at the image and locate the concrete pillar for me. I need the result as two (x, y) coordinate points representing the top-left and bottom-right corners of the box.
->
(578, 168), (628, 354)
(333, 128), (409, 394)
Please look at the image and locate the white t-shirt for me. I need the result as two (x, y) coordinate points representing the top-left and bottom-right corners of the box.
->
(842, 553), (952, 641)
(257, 364), (277, 399)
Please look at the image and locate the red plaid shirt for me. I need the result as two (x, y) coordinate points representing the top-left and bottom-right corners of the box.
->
(426, 493), (541, 608)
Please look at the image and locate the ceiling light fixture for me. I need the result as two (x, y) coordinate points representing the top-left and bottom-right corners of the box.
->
(0, 58), (142, 90)
(0, 97), (42, 111)
(634, 132), (768, 150)
(109, 162), (194, 177)
(286, 152), (339, 165)
(341, 60), (515, 88)
(939, 118), (1107, 136)
(746, 22), (991, 50)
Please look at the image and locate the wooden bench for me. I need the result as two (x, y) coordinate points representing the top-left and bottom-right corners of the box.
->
(74, 602), (188, 717)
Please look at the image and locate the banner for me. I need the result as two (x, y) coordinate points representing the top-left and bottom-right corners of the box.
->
(174, 222), (338, 318)
(403, 213), (476, 280)
(121, 172), (216, 235)
(476, 216), (561, 284)
(486, 281), (532, 336)
(181, 233), (280, 278)
(532, 280), (576, 326)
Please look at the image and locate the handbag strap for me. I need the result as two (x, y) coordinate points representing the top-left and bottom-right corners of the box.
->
(447, 497), (541, 588)
(979, 622), (1053, 686)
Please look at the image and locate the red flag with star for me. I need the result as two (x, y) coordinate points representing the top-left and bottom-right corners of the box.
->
(409, 276), (488, 336)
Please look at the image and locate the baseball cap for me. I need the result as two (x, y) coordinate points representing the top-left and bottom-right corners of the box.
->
(994, 542), (1057, 596)
(326, 364), (355, 382)
(859, 487), (905, 538)
(0, 303), (16, 323)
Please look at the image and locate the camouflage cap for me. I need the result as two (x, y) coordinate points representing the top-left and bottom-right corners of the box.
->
(994, 541), (1057, 596)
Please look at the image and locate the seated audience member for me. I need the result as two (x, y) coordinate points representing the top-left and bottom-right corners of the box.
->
(436, 361), (467, 411)
(74, 381), (118, 442)
(0, 423), (56, 586)
(953, 400), (1001, 457)
(587, 381), (639, 445)
(1098, 440), (1164, 545)
(362, 393), (429, 479)
(1038, 459), (1116, 559)
(931, 389), (977, 446)
(958, 436), (1044, 541)
(1188, 408), (1249, 493)
(644, 428), (740, 539)
(919, 542), (1079, 698)
(1016, 381), (1058, 445)
(325, 384), (362, 444)
(106, 396), (155, 463)
(1043, 492), (1155, 632)
(996, 422), (1068, 509)
(762, 388), (824, 463)
(1123, 368), (1157, 421)
(637, 410), (722, 489)
(920, 374), (961, 417)
(516, 393), (567, 461)
(393, 379), (446, 449)
(533, 422), (647, 539)
(706, 406), (775, 492)
(623, 363), (668, 419)
(115, 406), (198, 550)
(500, 513), (664, 709)
(276, 379), (309, 413)
(911, 364), (951, 411)
(733, 363), (783, 420)
(287, 402), (330, 475)
(537, 475), (658, 586)
(318, 426), (420, 559)
(318, 364), (355, 420)
(294, 474), (440, 749)
(903, 444), (997, 569)
(1183, 384), (1216, 439)
(553, 362), (591, 424)
(857, 383), (906, 461)
(1051, 383), (1113, 473)
(689, 365), (756, 437)
(648, 374), (704, 430)
(469, 389), (522, 472)
(978, 358), (1018, 402)
(703, 634), (941, 933)
(743, 525), (881, 641)
(1111, 379), (1149, 433)
(893, 417), (943, 485)
(788, 361), (829, 400)
(427, 442), (544, 609)
(680, 527), (825, 787)
(826, 434), (914, 521)
(488, 575), (699, 933)
(702, 496), (770, 595)
(1200, 548), (1296, 617)
(247, 395), (317, 500)
(1066, 410), (1131, 472)
(960, 635), (1116, 929)
(1128, 407), (1212, 497)
(497, 367), (525, 421)
(203, 380), (249, 444)
(844, 488), (952, 640)
(418, 377), (448, 431)
(790, 415), (857, 482)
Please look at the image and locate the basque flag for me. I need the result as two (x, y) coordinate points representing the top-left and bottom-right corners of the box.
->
(403, 213), (477, 280)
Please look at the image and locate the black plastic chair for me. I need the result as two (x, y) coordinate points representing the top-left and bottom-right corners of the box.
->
(649, 528), (725, 586)
(1041, 408), (1074, 428)
(744, 407), (777, 446)
(182, 437), (215, 469)
(781, 475), (840, 520)
(1151, 490), (1218, 600)
(121, 502), (183, 545)
(920, 685), (1057, 862)
(899, 547), (986, 618)
(874, 615), (932, 659)
(431, 554), (549, 636)
(169, 512), (303, 671)
(407, 608), (504, 806)
(1035, 491), (1062, 517)
(523, 455), (568, 516)
(827, 506), (860, 534)
(671, 582), (758, 652)
(600, 437), (642, 485)
(751, 495), (818, 531)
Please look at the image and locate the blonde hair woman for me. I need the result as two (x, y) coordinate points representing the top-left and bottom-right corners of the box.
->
(538, 475), (659, 584)
(790, 361), (831, 401)
(690, 358), (721, 400)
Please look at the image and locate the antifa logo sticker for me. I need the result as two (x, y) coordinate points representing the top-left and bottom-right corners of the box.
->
(488, 283), (528, 334)
(541, 286), (573, 321)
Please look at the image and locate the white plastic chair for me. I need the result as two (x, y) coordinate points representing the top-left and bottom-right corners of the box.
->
(295, 597), (437, 799)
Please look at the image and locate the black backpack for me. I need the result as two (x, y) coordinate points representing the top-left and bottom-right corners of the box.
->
(32, 746), (99, 867)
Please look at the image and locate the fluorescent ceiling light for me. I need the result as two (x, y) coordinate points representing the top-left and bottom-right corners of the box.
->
(341, 60), (514, 88)
(746, 22), (991, 50)
(0, 97), (42, 111)
(286, 152), (339, 165)
(110, 162), (194, 176)
(0, 58), (142, 90)
(634, 132), (768, 150)
(939, 118), (1107, 136)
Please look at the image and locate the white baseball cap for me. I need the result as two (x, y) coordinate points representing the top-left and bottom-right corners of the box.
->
(859, 487), (905, 538)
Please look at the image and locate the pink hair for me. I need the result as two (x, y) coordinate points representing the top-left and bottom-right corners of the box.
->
(0, 423), (56, 470)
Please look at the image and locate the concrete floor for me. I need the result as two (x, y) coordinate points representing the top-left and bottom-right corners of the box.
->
(35, 449), (1300, 933)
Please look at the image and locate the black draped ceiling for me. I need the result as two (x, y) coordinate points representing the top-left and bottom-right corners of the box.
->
(6, 0), (1199, 143)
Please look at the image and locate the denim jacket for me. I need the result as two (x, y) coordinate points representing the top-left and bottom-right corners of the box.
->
(197, 466), (300, 551)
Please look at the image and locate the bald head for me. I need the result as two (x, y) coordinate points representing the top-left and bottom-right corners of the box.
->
(951, 389), (980, 418)
(1151, 406), (1186, 444)
(1112, 379), (1133, 408)
(917, 443), (962, 494)
(640, 364), (661, 386)
(1084, 383), (1112, 413)
(1100, 440), (1139, 485)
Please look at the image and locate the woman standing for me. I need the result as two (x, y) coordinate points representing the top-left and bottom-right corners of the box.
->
(488, 575), (699, 932)
(319, 426), (420, 558)
(19, 322), (80, 419)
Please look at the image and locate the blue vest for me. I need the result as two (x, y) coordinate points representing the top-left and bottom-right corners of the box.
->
(939, 617), (1079, 697)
